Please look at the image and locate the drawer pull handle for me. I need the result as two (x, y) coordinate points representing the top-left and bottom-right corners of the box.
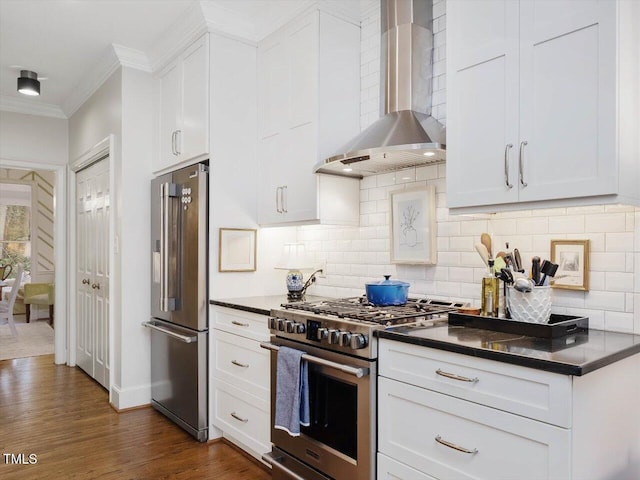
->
(231, 320), (250, 327)
(436, 368), (479, 383)
(231, 360), (249, 368)
(435, 435), (478, 454)
(230, 412), (248, 423)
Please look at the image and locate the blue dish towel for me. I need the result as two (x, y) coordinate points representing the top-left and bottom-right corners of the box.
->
(274, 346), (310, 436)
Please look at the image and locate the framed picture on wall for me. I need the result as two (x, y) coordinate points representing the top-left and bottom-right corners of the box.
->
(389, 186), (437, 265)
(219, 228), (257, 272)
(550, 239), (590, 291)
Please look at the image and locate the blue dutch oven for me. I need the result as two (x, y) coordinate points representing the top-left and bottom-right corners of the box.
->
(365, 275), (410, 306)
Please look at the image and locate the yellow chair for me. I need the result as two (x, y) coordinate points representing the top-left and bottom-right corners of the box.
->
(24, 283), (54, 326)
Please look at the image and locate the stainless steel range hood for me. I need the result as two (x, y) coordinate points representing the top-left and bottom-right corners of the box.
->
(315, 0), (445, 178)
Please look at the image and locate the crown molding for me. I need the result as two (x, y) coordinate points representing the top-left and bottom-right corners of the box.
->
(0, 95), (67, 119)
(61, 46), (121, 118)
(148, 1), (208, 73)
(360, 0), (380, 20)
(61, 44), (151, 118)
(112, 44), (152, 72)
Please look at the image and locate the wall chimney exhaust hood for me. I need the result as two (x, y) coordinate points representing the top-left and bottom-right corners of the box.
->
(315, 0), (445, 178)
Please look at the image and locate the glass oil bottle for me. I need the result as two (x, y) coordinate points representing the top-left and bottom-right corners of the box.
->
(481, 259), (499, 317)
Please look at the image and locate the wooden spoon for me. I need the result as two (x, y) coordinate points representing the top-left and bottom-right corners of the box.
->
(474, 243), (489, 266)
(481, 233), (492, 258)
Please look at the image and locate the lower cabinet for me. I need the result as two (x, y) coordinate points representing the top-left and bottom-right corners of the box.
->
(378, 377), (570, 479)
(209, 306), (271, 461)
(377, 453), (437, 480)
(378, 339), (640, 480)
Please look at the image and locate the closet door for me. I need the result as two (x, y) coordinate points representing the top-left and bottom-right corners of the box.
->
(75, 157), (110, 389)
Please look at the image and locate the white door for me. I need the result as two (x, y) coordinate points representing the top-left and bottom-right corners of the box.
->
(75, 157), (110, 389)
(446, 0), (520, 208)
(518, 0), (617, 201)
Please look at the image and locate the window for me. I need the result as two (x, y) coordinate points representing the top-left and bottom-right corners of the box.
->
(0, 182), (32, 277)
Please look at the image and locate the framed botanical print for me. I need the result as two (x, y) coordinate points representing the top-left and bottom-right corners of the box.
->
(389, 186), (437, 265)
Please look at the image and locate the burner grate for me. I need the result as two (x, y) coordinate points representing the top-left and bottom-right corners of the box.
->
(282, 296), (463, 325)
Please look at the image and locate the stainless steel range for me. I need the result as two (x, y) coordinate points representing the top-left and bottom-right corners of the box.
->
(261, 296), (464, 480)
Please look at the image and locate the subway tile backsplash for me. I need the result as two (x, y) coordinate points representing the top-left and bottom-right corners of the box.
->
(298, 1), (639, 334)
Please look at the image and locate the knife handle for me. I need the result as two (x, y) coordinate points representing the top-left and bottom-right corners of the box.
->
(514, 248), (523, 271)
(532, 256), (541, 285)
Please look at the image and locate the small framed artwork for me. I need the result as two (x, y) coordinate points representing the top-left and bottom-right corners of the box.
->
(219, 228), (257, 272)
(389, 186), (437, 265)
(550, 239), (590, 291)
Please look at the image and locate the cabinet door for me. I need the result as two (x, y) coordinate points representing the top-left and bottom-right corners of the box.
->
(446, 0), (520, 208)
(280, 12), (319, 223)
(158, 62), (181, 172)
(180, 35), (209, 162)
(257, 134), (288, 225)
(378, 453), (437, 480)
(378, 377), (571, 480)
(518, 0), (617, 202)
(258, 38), (287, 140)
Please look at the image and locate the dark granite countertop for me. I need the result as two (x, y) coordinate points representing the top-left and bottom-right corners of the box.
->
(377, 321), (640, 376)
(209, 295), (327, 316)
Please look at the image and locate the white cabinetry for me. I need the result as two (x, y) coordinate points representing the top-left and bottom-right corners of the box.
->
(156, 35), (209, 173)
(209, 306), (270, 461)
(446, 0), (640, 211)
(378, 339), (640, 480)
(257, 9), (361, 226)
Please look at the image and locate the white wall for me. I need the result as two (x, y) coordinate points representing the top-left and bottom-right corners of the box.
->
(0, 111), (68, 165)
(300, 0), (640, 335)
(69, 66), (155, 408)
(118, 67), (154, 407)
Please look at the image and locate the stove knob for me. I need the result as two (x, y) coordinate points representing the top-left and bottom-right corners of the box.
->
(339, 331), (352, 347)
(317, 328), (329, 341)
(329, 329), (340, 345)
(277, 318), (286, 331)
(350, 333), (368, 350)
(295, 323), (306, 334)
(268, 317), (277, 330)
(285, 320), (295, 333)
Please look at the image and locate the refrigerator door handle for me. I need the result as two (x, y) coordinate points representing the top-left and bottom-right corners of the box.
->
(160, 182), (177, 311)
(142, 321), (197, 343)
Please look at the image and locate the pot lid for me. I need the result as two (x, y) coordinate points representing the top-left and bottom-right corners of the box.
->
(366, 275), (410, 287)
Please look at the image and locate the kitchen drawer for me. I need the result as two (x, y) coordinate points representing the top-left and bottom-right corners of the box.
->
(378, 377), (571, 480)
(211, 379), (270, 458)
(379, 339), (572, 427)
(377, 453), (437, 480)
(211, 306), (270, 342)
(211, 329), (269, 398)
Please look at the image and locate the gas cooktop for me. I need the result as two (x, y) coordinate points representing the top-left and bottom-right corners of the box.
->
(279, 296), (465, 325)
(270, 296), (466, 359)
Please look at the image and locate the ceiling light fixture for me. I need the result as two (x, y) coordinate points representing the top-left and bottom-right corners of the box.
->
(17, 70), (40, 96)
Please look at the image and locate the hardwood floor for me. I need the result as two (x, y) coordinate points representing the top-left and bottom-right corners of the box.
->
(0, 355), (271, 479)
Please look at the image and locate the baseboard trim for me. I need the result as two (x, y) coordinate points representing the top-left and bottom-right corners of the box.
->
(110, 402), (151, 413)
(110, 383), (151, 410)
(221, 438), (271, 473)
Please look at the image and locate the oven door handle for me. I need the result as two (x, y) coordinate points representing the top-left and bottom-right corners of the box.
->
(260, 342), (369, 378)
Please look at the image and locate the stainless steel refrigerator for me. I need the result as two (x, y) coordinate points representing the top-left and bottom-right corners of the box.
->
(144, 163), (208, 441)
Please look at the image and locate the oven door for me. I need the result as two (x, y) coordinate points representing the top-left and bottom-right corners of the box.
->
(266, 338), (376, 480)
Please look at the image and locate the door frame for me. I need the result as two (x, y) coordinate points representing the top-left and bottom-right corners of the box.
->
(68, 135), (116, 398)
(0, 158), (67, 365)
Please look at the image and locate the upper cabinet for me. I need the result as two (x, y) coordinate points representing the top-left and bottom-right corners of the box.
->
(257, 10), (361, 226)
(446, 0), (640, 211)
(155, 35), (210, 173)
